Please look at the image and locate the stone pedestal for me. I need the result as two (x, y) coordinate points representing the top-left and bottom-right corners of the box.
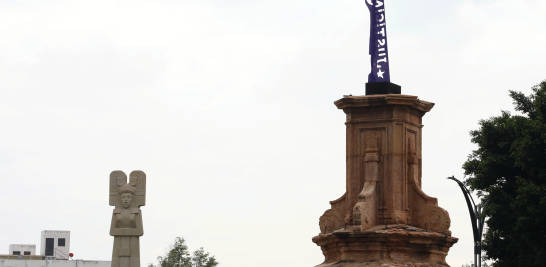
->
(312, 94), (458, 266)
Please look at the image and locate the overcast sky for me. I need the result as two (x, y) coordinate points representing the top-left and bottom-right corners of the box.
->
(1, 0), (545, 266)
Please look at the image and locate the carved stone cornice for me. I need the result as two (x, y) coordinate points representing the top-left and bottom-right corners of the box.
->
(312, 225), (458, 267)
(334, 94), (435, 113)
(345, 118), (424, 128)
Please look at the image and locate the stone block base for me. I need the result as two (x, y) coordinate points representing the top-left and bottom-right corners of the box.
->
(312, 225), (458, 267)
(365, 82), (401, 95)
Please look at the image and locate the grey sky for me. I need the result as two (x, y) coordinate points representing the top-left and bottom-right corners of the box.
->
(1, 0), (545, 266)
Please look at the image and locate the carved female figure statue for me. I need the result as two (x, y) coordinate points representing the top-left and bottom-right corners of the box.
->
(109, 171), (146, 267)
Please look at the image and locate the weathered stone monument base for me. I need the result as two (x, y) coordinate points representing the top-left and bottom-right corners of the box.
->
(111, 236), (141, 267)
(313, 94), (458, 266)
(313, 225), (457, 267)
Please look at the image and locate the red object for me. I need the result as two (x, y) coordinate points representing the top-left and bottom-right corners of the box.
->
(69, 253), (74, 257)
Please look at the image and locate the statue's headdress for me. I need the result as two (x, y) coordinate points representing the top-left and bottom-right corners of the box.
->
(118, 183), (137, 194)
(109, 170), (146, 208)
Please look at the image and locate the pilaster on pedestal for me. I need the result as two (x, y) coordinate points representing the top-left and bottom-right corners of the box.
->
(313, 94), (457, 267)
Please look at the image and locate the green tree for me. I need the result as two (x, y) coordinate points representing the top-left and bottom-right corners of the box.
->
(462, 80), (546, 267)
(148, 237), (218, 267)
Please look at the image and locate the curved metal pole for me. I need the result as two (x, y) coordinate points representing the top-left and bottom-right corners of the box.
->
(447, 176), (480, 267)
(447, 176), (479, 241)
(464, 184), (478, 209)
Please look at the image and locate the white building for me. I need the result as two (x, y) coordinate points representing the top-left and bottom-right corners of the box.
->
(40, 231), (70, 259)
(0, 259), (111, 267)
(2, 230), (109, 266)
(8, 245), (36, 256)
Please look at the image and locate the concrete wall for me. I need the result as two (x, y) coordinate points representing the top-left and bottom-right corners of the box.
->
(0, 259), (110, 267)
(40, 231), (70, 259)
(0, 256), (43, 261)
(8, 245), (36, 256)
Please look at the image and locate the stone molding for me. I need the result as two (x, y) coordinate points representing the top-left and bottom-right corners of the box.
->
(334, 94), (434, 113)
(312, 225), (457, 267)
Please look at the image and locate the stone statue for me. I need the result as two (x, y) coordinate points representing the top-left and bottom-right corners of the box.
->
(109, 170), (146, 267)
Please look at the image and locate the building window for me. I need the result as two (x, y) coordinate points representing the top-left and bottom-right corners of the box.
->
(58, 238), (66, 247)
(13, 251), (20, 255)
(24, 251), (31, 255)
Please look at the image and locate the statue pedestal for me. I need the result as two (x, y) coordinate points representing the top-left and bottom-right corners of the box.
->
(365, 82), (401, 95)
(312, 225), (457, 267)
(312, 94), (458, 266)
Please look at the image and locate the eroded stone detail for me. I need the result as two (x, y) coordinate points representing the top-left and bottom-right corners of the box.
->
(319, 193), (347, 234)
(319, 210), (339, 234)
(353, 136), (380, 232)
(118, 248), (131, 257)
(407, 137), (452, 236)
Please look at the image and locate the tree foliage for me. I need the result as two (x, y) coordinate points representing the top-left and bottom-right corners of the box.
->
(149, 237), (218, 267)
(462, 80), (546, 267)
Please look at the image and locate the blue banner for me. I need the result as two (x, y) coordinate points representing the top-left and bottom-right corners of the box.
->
(366, 0), (391, 83)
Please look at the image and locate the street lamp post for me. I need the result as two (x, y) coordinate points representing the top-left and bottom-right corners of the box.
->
(447, 176), (490, 267)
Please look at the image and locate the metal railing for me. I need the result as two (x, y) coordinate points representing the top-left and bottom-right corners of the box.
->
(54, 248), (70, 260)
